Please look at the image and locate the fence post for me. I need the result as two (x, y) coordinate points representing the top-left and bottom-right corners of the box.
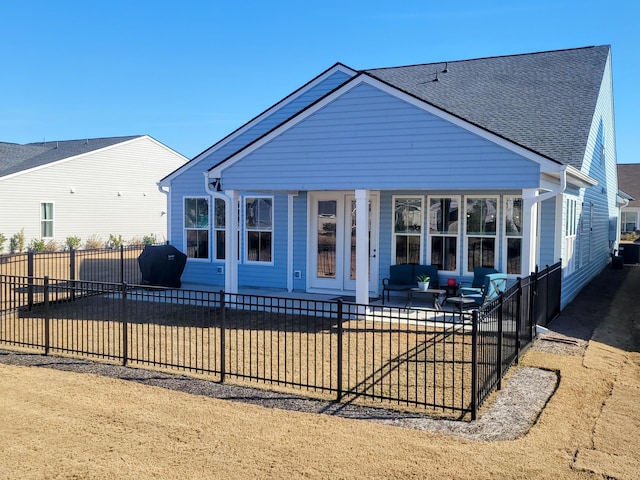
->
(336, 299), (343, 402)
(545, 264), (551, 327)
(69, 248), (76, 302)
(44, 276), (50, 355)
(529, 266), (538, 342)
(121, 282), (128, 366)
(27, 251), (34, 311)
(119, 245), (125, 284)
(515, 277), (522, 364)
(496, 293), (504, 390)
(219, 290), (226, 383)
(471, 310), (479, 421)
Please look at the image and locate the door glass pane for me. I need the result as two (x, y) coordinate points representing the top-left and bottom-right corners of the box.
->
(317, 200), (336, 278)
(350, 199), (372, 280)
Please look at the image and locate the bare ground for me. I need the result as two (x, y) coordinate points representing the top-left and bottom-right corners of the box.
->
(1, 265), (639, 479)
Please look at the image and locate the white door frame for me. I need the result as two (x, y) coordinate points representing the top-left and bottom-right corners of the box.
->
(307, 191), (379, 296)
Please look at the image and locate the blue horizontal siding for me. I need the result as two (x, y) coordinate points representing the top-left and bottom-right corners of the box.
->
(222, 83), (541, 191)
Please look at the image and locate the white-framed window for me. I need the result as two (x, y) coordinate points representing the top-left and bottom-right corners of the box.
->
(503, 196), (523, 275)
(40, 202), (54, 238)
(464, 196), (498, 273)
(427, 196), (460, 272)
(621, 211), (637, 233)
(245, 196), (273, 263)
(392, 196), (423, 264)
(214, 198), (225, 260)
(184, 197), (209, 259)
(564, 197), (578, 275)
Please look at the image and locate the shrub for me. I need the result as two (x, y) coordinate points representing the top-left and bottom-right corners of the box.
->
(65, 236), (82, 250)
(107, 234), (124, 249)
(9, 229), (25, 253)
(143, 234), (157, 245)
(29, 238), (46, 252)
(85, 235), (104, 250)
(0, 232), (6, 253)
(621, 232), (639, 242)
(45, 240), (61, 252)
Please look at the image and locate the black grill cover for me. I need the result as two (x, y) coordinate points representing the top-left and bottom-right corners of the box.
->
(138, 244), (187, 288)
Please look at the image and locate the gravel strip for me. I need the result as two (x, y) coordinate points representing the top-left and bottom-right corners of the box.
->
(0, 349), (556, 441)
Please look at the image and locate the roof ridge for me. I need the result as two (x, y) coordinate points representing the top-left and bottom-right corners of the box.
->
(362, 45), (608, 72)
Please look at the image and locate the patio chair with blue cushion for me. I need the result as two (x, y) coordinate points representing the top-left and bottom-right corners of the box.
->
(458, 266), (499, 296)
(460, 273), (507, 306)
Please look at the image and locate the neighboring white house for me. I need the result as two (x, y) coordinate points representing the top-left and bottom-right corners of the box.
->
(0, 135), (187, 251)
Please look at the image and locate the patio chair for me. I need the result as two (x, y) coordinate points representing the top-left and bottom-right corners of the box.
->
(458, 266), (498, 296)
(460, 273), (507, 306)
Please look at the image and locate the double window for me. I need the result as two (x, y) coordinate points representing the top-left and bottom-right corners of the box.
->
(245, 196), (273, 263)
(392, 196), (422, 264)
(503, 196), (523, 275)
(184, 197), (209, 259)
(428, 197), (459, 272)
(465, 197), (498, 273)
(41, 202), (54, 238)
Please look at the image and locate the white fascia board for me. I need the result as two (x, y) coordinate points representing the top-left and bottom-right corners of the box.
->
(545, 166), (598, 188)
(163, 63), (358, 185)
(211, 74), (565, 178)
(0, 136), (148, 182)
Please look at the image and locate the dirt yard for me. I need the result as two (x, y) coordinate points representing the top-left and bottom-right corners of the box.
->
(1, 266), (639, 479)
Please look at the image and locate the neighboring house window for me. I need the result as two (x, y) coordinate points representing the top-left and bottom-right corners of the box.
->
(564, 198), (578, 275)
(504, 196), (523, 275)
(465, 197), (498, 273)
(245, 196), (273, 263)
(428, 196), (459, 272)
(41, 202), (54, 238)
(621, 211), (637, 232)
(214, 198), (225, 260)
(184, 197), (209, 259)
(392, 196), (422, 264)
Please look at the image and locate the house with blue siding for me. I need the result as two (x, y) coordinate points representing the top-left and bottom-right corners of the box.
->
(159, 45), (618, 309)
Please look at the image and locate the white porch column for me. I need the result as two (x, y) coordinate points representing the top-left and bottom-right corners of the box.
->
(355, 189), (370, 305)
(225, 190), (239, 294)
(521, 188), (539, 275)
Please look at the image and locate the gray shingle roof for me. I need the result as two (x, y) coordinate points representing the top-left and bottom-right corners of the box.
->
(617, 164), (640, 208)
(364, 46), (610, 168)
(0, 136), (142, 177)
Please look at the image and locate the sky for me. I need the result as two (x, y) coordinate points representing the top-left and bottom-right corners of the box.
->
(1, 1), (638, 163)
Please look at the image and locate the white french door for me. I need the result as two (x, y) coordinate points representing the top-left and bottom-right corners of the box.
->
(309, 192), (378, 293)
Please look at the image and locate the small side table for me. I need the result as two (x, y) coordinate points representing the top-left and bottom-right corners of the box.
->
(406, 288), (447, 310)
(445, 297), (476, 320)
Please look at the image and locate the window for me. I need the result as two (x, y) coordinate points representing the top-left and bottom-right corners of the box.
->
(214, 198), (225, 260)
(564, 197), (578, 275)
(41, 202), (54, 238)
(504, 196), (523, 275)
(428, 196), (459, 272)
(392, 196), (422, 264)
(465, 197), (498, 273)
(621, 211), (637, 233)
(245, 196), (273, 263)
(184, 197), (209, 259)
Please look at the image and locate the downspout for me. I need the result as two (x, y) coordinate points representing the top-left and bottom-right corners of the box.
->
(157, 182), (171, 243)
(203, 173), (237, 293)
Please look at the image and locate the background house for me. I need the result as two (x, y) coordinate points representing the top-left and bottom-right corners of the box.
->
(160, 45), (618, 309)
(617, 164), (640, 233)
(0, 135), (187, 251)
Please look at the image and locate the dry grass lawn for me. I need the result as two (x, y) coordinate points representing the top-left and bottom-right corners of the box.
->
(1, 267), (639, 479)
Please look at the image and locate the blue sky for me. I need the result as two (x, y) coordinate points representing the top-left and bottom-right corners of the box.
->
(2, 1), (638, 163)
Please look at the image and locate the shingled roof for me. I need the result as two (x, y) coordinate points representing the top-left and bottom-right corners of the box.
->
(618, 164), (640, 208)
(0, 136), (142, 177)
(364, 45), (611, 168)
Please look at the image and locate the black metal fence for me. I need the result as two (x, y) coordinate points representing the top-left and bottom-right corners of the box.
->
(0, 262), (561, 420)
(0, 245), (146, 284)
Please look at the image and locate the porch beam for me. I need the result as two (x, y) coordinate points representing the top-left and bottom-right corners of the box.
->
(522, 188), (539, 275)
(225, 190), (239, 294)
(355, 189), (370, 305)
